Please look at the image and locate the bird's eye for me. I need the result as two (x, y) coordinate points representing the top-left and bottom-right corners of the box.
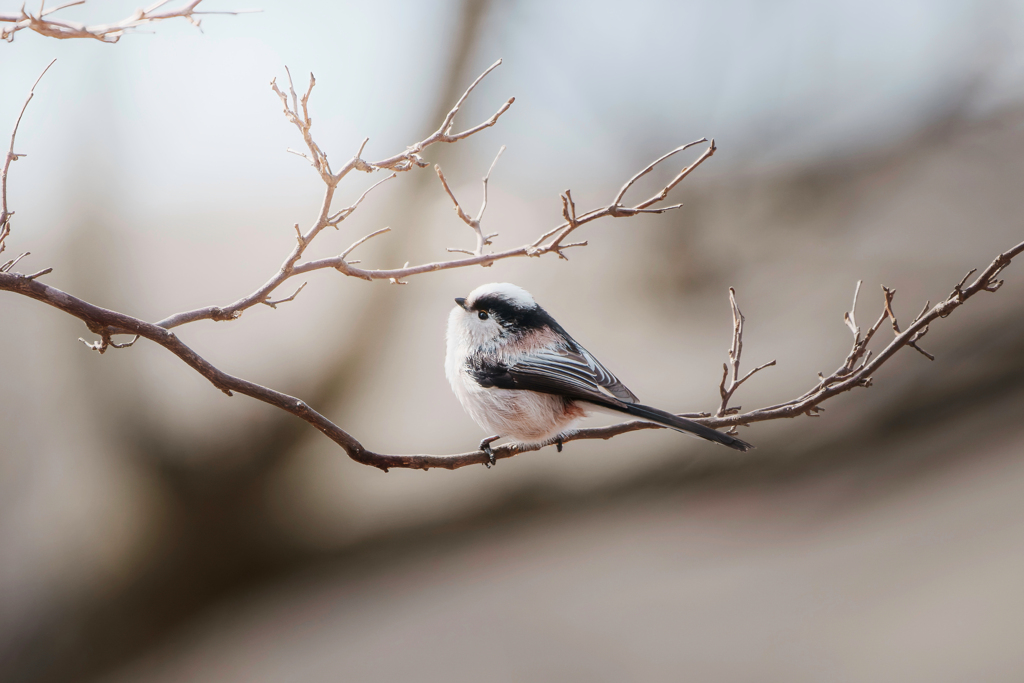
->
(478, 310), (489, 321)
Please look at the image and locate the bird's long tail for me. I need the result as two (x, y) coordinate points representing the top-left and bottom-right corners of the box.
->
(617, 403), (754, 452)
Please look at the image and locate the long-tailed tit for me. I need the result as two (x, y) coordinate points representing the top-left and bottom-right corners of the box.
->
(445, 282), (753, 465)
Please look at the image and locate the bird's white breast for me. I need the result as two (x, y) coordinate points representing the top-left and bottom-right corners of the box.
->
(445, 307), (584, 445)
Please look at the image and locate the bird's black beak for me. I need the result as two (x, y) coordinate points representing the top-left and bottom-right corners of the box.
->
(455, 297), (467, 310)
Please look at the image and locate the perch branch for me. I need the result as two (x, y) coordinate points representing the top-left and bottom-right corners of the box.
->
(3, 239), (1021, 470)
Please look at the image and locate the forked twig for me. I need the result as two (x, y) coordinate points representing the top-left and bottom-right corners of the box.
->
(717, 288), (776, 417)
(437, 145), (505, 259)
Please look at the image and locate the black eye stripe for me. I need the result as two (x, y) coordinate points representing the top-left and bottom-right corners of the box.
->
(469, 294), (556, 335)
(473, 296), (525, 324)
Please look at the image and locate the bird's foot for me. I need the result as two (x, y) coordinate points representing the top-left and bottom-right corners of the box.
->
(479, 435), (500, 468)
(555, 437), (564, 453)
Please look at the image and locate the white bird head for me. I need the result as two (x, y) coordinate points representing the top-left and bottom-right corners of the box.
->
(448, 282), (539, 348)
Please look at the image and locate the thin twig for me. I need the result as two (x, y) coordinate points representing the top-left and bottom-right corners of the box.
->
(262, 281), (307, 309)
(153, 62), (514, 330)
(339, 227), (391, 262)
(717, 288), (775, 416)
(152, 65), (717, 331)
(435, 144), (505, 258)
(1, 0), (257, 43)
(2, 59), (56, 237)
(613, 138), (707, 206)
(328, 173), (397, 226)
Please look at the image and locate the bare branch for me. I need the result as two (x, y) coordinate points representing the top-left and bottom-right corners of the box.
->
(2, 59), (56, 242)
(369, 60), (514, 174)
(8, 56), (1019, 473)
(262, 281), (307, 309)
(435, 165), (476, 228)
(477, 144), (504, 221)
(0, 251), (30, 273)
(150, 63), (513, 330)
(613, 138), (707, 206)
(145, 63), (720, 335)
(339, 227), (391, 262)
(717, 288), (775, 416)
(844, 280), (862, 336)
(883, 284), (934, 361)
(289, 136), (716, 284)
(4, 239), (1022, 470)
(328, 173), (397, 226)
(1, 0), (256, 43)
(435, 145), (504, 258)
(697, 239), (1024, 431)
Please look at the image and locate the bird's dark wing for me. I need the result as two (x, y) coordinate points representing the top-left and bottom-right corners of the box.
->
(467, 338), (638, 406)
(467, 341), (754, 452)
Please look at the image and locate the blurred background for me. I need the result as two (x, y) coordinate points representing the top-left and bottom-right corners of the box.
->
(3, 0), (1024, 680)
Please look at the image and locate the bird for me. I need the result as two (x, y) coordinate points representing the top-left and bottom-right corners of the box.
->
(445, 282), (753, 466)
